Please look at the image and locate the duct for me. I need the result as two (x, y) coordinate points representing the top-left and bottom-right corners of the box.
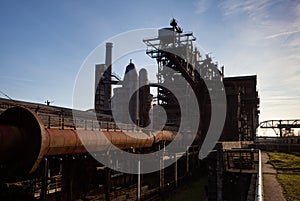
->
(0, 106), (175, 182)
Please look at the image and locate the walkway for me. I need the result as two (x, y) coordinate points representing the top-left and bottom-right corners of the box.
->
(261, 151), (286, 201)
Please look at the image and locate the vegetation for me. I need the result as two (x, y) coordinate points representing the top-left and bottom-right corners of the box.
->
(167, 176), (207, 201)
(268, 152), (300, 170)
(268, 152), (300, 201)
(277, 174), (300, 201)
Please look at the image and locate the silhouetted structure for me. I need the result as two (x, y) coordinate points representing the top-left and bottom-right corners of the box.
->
(222, 75), (260, 141)
(95, 42), (113, 115)
(0, 19), (264, 201)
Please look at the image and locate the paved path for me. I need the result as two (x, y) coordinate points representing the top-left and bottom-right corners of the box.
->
(261, 152), (286, 201)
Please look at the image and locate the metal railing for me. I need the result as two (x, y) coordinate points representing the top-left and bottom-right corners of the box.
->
(38, 112), (179, 134)
(255, 150), (263, 201)
(224, 149), (259, 173)
(0, 100), (179, 133)
(223, 148), (263, 200)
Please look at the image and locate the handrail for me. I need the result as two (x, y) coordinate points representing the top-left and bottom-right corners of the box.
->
(255, 149), (263, 201)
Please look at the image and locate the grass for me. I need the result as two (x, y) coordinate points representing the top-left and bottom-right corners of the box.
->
(268, 152), (300, 201)
(268, 152), (300, 170)
(167, 176), (207, 201)
(277, 174), (300, 201)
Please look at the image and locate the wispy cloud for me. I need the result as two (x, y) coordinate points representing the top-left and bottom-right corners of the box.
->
(220, 0), (300, 37)
(263, 95), (300, 103)
(265, 29), (300, 39)
(217, 0), (300, 121)
(0, 75), (35, 83)
(219, 0), (273, 19)
(194, 0), (210, 14)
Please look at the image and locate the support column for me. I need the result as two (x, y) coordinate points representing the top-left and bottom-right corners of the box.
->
(160, 156), (165, 200)
(137, 160), (141, 201)
(216, 148), (223, 201)
(62, 158), (74, 201)
(40, 158), (49, 201)
(105, 168), (111, 201)
(279, 120), (283, 138)
(186, 149), (189, 176)
(175, 154), (178, 188)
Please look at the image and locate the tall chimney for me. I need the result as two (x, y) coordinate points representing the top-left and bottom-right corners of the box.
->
(139, 68), (151, 127)
(104, 42), (113, 113)
(105, 42), (113, 78)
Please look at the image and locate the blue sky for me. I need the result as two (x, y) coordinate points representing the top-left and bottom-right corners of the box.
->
(0, 0), (300, 124)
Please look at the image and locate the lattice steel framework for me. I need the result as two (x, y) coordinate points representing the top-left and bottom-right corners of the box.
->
(143, 19), (223, 131)
(260, 119), (300, 137)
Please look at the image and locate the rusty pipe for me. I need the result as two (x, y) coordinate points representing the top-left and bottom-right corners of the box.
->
(0, 106), (175, 182)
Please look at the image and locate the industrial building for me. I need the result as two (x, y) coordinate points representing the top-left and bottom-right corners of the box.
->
(0, 19), (270, 201)
(222, 75), (260, 141)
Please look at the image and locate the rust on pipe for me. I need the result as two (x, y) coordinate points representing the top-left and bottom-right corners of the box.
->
(0, 106), (176, 182)
(0, 106), (45, 181)
(42, 129), (156, 157)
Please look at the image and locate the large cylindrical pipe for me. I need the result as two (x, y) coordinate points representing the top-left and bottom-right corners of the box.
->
(0, 107), (174, 182)
(0, 106), (46, 181)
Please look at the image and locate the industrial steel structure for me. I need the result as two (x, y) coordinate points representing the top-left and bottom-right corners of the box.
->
(0, 19), (264, 201)
(260, 119), (300, 137)
(222, 76), (260, 141)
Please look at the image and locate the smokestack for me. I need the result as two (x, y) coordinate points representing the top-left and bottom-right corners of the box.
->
(94, 43), (113, 114)
(139, 68), (151, 127)
(123, 61), (138, 124)
(105, 42), (113, 78)
(103, 42), (113, 113)
(221, 66), (224, 78)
